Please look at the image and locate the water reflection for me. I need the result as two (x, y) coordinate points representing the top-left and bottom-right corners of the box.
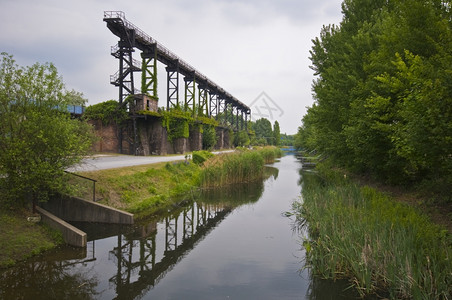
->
(0, 173), (275, 299)
(0, 157), (362, 299)
(108, 178), (274, 299)
(0, 247), (98, 299)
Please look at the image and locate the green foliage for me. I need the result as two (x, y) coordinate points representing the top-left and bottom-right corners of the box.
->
(233, 130), (250, 147)
(161, 105), (219, 143)
(273, 120), (281, 146)
(192, 150), (214, 165)
(253, 118), (274, 145)
(202, 124), (218, 150)
(84, 100), (129, 125)
(294, 168), (452, 299)
(161, 107), (191, 141)
(257, 146), (284, 164)
(200, 147), (281, 187)
(0, 209), (63, 267)
(200, 151), (264, 188)
(0, 53), (95, 207)
(299, 0), (452, 197)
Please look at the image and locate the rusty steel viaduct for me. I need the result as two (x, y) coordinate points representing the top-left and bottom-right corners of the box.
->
(103, 11), (251, 154)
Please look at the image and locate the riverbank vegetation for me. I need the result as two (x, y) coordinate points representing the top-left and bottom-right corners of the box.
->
(296, 0), (452, 203)
(294, 164), (452, 299)
(0, 53), (94, 268)
(0, 208), (63, 268)
(293, 2), (452, 296)
(79, 147), (282, 219)
(0, 53), (95, 212)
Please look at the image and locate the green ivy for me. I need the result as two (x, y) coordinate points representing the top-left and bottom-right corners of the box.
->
(84, 100), (129, 125)
(161, 107), (192, 141)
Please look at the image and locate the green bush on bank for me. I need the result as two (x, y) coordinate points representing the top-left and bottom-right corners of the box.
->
(294, 167), (452, 299)
(192, 150), (215, 165)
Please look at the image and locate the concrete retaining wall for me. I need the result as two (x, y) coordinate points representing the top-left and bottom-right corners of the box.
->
(94, 115), (233, 155)
(36, 206), (87, 247)
(41, 195), (134, 224)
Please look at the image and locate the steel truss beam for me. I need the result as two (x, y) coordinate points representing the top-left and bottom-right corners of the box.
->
(184, 73), (196, 112)
(111, 40), (140, 104)
(166, 59), (179, 109)
(217, 96), (226, 125)
(209, 93), (218, 117)
(197, 84), (208, 116)
(104, 11), (251, 131)
(141, 47), (158, 99)
(165, 216), (178, 252)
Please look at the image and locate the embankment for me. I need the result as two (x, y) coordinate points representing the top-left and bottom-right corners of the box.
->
(294, 166), (452, 299)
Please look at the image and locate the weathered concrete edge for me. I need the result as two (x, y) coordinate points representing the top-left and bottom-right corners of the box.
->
(42, 195), (134, 225)
(69, 196), (134, 224)
(36, 206), (87, 247)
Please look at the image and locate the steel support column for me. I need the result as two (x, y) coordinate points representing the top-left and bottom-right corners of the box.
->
(165, 215), (178, 252)
(141, 46), (158, 100)
(111, 41), (138, 104)
(217, 96), (226, 125)
(184, 73), (196, 112)
(245, 110), (250, 131)
(198, 84), (208, 116)
(235, 106), (239, 132)
(166, 59), (179, 110)
(241, 110), (245, 131)
(209, 93), (218, 117)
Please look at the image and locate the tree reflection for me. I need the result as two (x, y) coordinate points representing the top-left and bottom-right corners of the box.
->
(108, 178), (271, 299)
(0, 247), (98, 299)
(0, 170), (276, 299)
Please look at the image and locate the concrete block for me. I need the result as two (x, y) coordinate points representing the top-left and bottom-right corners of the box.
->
(36, 206), (87, 247)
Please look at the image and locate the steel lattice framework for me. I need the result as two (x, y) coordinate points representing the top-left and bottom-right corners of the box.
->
(104, 11), (250, 131)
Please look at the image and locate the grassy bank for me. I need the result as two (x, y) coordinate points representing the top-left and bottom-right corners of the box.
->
(0, 147), (282, 268)
(294, 166), (452, 298)
(81, 147), (282, 219)
(0, 208), (63, 268)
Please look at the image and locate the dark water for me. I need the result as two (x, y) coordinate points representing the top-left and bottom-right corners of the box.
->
(0, 154), (358, 299)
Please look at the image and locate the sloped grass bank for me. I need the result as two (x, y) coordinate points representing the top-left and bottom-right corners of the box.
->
(294, 169), (452, 299)
(81, 147), (283, 219)
(0, 209), (63, 268)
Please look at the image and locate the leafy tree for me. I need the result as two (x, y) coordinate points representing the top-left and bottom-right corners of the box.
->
(0, 53), (94, 211)
(233, 130), (250, 147)
(273, 120), (281, 146)
(202, 124), (218, 150)
(301, 0), (452, 196)
(253, 118), (273, 145)
(280, 133), (294, 147)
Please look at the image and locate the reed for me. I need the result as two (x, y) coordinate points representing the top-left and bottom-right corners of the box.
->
(295, 171), (452, 299)
(200, 151), (265, 188)
(254, 146), (284, 164)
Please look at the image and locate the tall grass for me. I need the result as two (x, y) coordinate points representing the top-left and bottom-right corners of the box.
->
(80, 147), (282, 217)
(295, 171), (452, 299)
(253, 146), (284, 164)
(200, 151), (264, 188)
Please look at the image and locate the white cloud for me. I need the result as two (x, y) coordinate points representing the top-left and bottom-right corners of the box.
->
(0, 0), (343, 133)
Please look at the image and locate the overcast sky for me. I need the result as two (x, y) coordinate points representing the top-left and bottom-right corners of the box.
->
(1, 0), (343, 134)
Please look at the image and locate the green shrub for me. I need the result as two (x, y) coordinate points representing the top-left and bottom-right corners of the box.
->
(192, 150), (214, 165)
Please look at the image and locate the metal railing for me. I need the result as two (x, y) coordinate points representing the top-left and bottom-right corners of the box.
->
(64, 171), (97, 202)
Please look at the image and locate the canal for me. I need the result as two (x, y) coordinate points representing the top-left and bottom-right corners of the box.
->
(0, 154), (357, 299)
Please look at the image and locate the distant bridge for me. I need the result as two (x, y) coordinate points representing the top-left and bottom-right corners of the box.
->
(103, 11), (251, 131)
